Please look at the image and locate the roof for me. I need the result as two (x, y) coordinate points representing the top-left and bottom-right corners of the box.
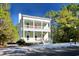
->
(21, 14), (51, 21)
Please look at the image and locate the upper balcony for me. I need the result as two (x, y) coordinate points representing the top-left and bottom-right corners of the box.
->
(20, 19), (51, 31)
(24, 25), (41, 29)
(23, 25), (50, 32)
(19, 14), (51, 32)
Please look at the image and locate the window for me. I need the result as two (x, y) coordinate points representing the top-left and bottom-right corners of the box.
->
(27, 35), (29, 40)
(35, 36), (37, 40)
(22, 30), (23, 37)
(27, 31), (32, 40)
(27, 23), (29, 25)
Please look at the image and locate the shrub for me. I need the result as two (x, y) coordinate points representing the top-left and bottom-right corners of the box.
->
(25, 43), (33, 46)
(16, 39), (26, 46)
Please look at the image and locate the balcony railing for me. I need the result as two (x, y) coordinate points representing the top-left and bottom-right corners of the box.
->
(25, 37), (42, 41)
(23, 25), (50, 31)
(24, 25), (42, 29)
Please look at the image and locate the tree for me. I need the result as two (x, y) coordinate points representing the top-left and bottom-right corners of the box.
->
(45, 10), (59, 43)
(56, 6), (79, 42)
(9, 25), (19, 43)
(67, 4), (79, 16)
(0, 3), (19, 46)
(45, 4), (79, 43)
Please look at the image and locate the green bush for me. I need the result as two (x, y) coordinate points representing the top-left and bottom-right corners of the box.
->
(16, 39), (26, 46)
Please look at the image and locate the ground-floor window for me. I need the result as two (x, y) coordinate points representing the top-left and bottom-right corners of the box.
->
(35, 35), (37, 40)
(25, 31), (33, 40)
(27, 35), (29, 40)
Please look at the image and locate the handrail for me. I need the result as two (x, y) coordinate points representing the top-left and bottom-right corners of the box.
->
(24, 25), (42, 28)
(24, 25), (49, 30)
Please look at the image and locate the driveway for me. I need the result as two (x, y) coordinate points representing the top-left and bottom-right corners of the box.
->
(0, 43), (79, 56)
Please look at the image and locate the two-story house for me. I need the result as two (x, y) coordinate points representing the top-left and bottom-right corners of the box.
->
(18, 13), (51, 44)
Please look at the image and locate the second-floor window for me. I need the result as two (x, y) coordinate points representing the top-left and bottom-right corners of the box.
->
(27, 23), (29, 28)
(24, 20), (33, 28)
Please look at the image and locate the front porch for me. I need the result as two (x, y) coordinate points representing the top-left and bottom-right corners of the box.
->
(22, 31), (50, 43)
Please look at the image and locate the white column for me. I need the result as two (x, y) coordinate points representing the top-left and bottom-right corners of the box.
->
(22, 16), (25, 38)
(41, 21), (43, 29)
(33, 20), (35, 40)
(33, 31), (35, 40)
(41, 32), (44, 44)
(33, 20), (35, 28)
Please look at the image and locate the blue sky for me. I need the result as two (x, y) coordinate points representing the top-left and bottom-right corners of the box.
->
(10, 3), (68, 25)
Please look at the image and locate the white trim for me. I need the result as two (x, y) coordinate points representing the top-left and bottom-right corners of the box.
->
(23, 17), (51, 23)
(22, 14), (51, 21)
(23, 28), (50, 32)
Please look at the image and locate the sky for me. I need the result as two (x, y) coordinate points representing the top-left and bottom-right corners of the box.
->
(10, 3), (68, 25)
